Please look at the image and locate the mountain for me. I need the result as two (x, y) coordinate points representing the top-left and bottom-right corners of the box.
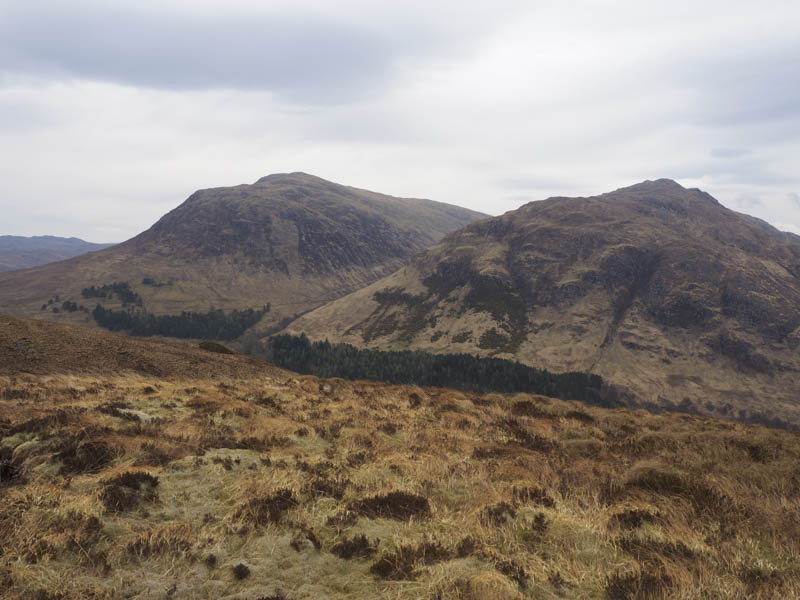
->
(2, 314), (799, 599)
(286, 179), (800, 427)
(0, 173), (485, 335)
(0, 235), (113, 272)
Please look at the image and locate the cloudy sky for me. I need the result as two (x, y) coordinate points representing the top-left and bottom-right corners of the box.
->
(1, 0), (799, 241)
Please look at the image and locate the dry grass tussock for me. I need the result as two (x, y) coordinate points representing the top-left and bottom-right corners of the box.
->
(2, 367), (800, 599)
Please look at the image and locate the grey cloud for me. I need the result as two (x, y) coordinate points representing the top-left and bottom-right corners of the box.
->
(0, 95), (57, 132)
(710, 148), (749, 158)
(673, 153), (800, 188)
(1, 2), (800, 242)
(495, 175), (579, 192)
(734, 194), (763, 208)
(0, 5), (411, 103)
(680, 42), (800, 128)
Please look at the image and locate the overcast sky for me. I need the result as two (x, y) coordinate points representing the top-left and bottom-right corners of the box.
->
(1, 0), (799, 242)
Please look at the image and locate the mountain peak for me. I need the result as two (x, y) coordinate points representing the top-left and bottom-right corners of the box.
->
(287, 178), (800, 427)
(0, 174), (485, 338)
(610, 178), (685, 194)
(603, 178), (720, 207)
(254, 172), (328, 186)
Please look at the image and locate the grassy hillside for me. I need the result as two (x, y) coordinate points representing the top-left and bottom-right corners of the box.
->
(0, 173), (486, 335)
(1, 316), (799, 599)
(285, 179), (800, 429)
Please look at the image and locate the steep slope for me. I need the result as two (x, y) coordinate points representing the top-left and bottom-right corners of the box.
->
(286, 179), (800, 426)
(0, 173), (485, 334)
(2, 315), (800, 599)
(0, 235), (113, 272)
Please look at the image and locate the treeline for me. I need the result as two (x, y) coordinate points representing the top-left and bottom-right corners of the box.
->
(92, 305), (268, 340)
(82, 282), (143, 306)
(265, 333), (612, 406)
(141, 277), (171, 287)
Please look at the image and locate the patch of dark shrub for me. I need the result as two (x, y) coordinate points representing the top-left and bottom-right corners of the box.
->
(232, 563), (250, 580)
(134, 442), (175, 466)
(493, 556), (528, 588)
(456, 536), (479, 558)
(728, 438), (779, 463)
(605, 567), (672, 600)
(625, 468), (737, 520)
(9, 407), (86, 435)
(97, 402), (140, 422)
(346, 451), (373, 468)
(533, 512), (548, 531)
(511, 400), (550, 418)
(56, 436), (116, 475)
(232, 489), (296, 527)
(470, 396), (494, 407)
(482, 502), (516, 526)
(239, 436), (290, 452)
(296, 460), (335, 476)
(325, 510), (359, 529)
(307, 476), (348, 501)
(255, 593), (286, 600)
(99, 471), (159, 512)
(369, 542), (452, 580)
(290, 528), (321, 552)
(618, 535), (696, 563)
(609, 509), (659, 530)
(331, 534), (379, 559)
(499, 418), (559, 453)
(471, 445), (511, 460)
(314, 422), (344, 441)
(565, 409), (596, 424)
(549, 570), (571, 592)
(350, 491), (431, 521)
(199, 341), (235, 354)
(212, 456), (235, 471)
(378, 422), (400, 435)
(513, 486), (555, 508)
(0, 446), (22, 485)
(253, 393), (283, 412)
(739, 566), (788, 596)
(599, 476), (624, 506)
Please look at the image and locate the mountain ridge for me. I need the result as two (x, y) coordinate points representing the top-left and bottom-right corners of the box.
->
(285, 178), (800, 426)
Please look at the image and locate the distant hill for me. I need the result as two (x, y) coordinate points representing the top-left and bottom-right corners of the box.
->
(286, 179), (800, 427)
(0, 235), (113, 272)
(0, 173), (485, 335)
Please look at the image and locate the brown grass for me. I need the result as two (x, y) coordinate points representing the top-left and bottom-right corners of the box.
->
(1, 353), (800, 598)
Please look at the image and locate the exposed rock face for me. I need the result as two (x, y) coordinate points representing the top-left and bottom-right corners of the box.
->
(0, 173), (485, 332)
(287, 179), (800, 426)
